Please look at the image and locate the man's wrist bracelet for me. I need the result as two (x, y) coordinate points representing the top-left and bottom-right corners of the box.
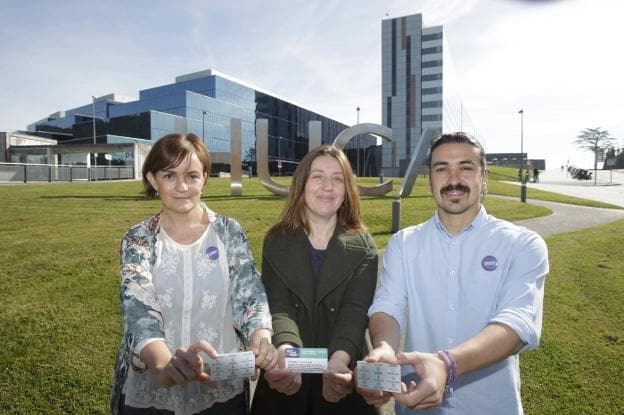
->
(437, 349), (457, 387)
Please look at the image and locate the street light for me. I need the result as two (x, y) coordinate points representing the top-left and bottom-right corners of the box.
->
(277, 136), (282, 176)
(92, 96), (97, 181)
(202, 110), (206, 146)
(356, 106), (361, 176)
(518, 109), (526, 203)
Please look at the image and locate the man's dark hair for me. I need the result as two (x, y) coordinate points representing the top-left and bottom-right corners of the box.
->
(428, 131), (487, 171)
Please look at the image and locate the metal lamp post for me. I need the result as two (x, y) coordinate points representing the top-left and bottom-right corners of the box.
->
(92, 96), (97, 181)
(202, 110), (206, 145)
(518, 109), (526, 203)
(356, 106), (360, 176)
(277, 136), (282, 176)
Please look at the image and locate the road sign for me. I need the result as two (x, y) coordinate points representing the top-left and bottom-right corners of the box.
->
(606, 158), (616, 167)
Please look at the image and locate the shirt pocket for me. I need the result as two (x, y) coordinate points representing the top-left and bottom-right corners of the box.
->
(465, 266), (503, 313)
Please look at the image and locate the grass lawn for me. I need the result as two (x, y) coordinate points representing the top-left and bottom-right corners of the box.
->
(0, 174), (622, 413)
(521, 219), (624, 414)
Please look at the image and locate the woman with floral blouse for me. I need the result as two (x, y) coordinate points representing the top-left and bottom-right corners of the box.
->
(110, 133), (277, 415)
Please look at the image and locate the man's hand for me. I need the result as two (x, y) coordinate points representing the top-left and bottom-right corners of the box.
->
(392, 351), (447, 410)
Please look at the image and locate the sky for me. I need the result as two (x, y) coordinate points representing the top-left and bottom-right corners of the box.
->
(1, 0), (622, 170)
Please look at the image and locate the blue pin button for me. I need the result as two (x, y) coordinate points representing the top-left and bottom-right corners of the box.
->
(205, 246), (219, 260)
(481, 255), (498, 271)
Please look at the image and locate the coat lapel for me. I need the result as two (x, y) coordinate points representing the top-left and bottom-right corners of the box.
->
(263, 232), (316, 312)
(264, 227), (370, 310)
(315, 226), (368, 305)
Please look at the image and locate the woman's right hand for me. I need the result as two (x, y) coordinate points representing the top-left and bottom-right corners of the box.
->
(263, 344), (302, 395)
(250, 328), (279, 380)
(149, 340), (219, 388)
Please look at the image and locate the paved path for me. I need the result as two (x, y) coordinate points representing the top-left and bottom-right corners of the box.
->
(501, 168), (624, 237)
(524, 168), (624, 208)
(511, 198), (624, 237)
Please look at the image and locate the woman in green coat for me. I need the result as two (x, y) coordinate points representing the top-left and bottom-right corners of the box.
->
(250, 145), (379, 415)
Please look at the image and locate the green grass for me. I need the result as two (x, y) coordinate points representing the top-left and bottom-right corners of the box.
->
(0, 177), (622, 413)
(521, 219), (624, 414)
(487, 165), (522, 182)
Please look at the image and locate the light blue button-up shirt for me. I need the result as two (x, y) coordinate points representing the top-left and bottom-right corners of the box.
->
(368, 206), (549, 415)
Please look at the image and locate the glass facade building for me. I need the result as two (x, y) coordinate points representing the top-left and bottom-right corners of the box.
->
(381, 13), (469, 177)
(29, 70), (376, 175)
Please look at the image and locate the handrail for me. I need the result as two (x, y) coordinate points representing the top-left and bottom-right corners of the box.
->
(0, 162), (134, 183)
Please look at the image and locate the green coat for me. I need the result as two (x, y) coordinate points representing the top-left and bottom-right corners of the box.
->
(250, 225), (379, 415)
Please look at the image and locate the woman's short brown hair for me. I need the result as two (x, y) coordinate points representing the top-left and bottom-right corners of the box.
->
(269, 144), (364, 235)
(141, 133), (211, 198)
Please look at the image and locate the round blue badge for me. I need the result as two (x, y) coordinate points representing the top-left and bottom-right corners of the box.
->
(205, 246), (219, 260)
(481, 255), (498, 271)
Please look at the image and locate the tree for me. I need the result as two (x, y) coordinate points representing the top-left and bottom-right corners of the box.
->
(604, 146), (617, 165)
(573, 127), (618, 185)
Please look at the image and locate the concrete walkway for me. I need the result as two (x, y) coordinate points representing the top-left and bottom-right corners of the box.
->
(524, 168), (624, 208)
(512, 198), (624, 237)
(506, 168), (624, 237)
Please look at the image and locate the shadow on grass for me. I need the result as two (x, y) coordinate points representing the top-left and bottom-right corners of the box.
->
(361, 194), (432, 201)
(202, 194), (285, 202)
(39, 194), (285, 202)
(370, 230), (394, 237)
(40, 195), (150, 201)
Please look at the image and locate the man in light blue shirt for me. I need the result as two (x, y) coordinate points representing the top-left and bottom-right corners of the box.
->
(359, 132), (548, 414)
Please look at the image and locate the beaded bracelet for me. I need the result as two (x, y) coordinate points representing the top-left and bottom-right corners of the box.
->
(437, 349), (457, 387)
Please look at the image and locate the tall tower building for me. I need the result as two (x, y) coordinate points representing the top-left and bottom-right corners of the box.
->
(381, 13), (465, 177)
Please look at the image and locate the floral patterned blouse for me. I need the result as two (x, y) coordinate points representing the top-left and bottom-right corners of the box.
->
(110, 204), (272, 415)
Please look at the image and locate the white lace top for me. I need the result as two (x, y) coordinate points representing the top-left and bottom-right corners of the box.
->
(122, 214), (244, 415)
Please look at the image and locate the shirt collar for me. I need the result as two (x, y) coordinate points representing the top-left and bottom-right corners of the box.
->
(433, 205), (488, 238)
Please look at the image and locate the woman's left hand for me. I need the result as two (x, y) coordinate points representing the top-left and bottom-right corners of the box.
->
(250, 328), (278, 380)
(322, 350), (354, 403)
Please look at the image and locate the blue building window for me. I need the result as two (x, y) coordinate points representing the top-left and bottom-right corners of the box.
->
(422, 87), (442, 95)
(422, 32), (442, 41)
(421, 60), (442, 68)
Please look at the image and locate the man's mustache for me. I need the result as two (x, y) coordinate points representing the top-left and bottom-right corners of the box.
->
(440, 184), (470, 194)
